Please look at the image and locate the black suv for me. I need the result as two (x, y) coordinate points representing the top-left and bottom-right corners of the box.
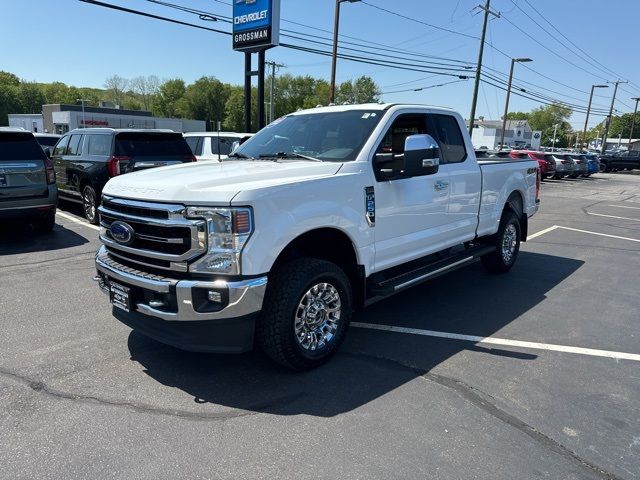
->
(0, 128), (57, 232)
(51, 129), (195, 223)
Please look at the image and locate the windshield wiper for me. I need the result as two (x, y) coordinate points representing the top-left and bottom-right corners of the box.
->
(226, 152), (256, 160)
(258, 152), (322, 162)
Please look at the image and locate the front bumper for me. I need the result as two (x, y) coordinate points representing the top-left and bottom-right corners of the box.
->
(94, 246), (267, 352)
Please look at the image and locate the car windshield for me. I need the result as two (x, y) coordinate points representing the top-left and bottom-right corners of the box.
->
(234, 110), (385, 162)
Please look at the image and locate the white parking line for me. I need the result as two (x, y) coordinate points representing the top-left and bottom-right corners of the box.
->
(555, 226), (640, 243)
(607, 204), (640, 210)
(528, 224), (640, 243)
(351, 322), (640, 362)
(527, 225), (560, 240)
(585, 212), (640, 222)
(56, 211), (100, 231)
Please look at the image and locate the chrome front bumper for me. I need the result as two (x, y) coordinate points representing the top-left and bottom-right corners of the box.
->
(95, 246), (267, 322)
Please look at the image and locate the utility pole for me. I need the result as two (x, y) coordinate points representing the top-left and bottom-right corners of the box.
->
(468, 0), (500, 136)
(582, 84), (608, 151)
(628, 97), (640, 149)
(601, 79), (628, 155)
(499, 57), (532, 150)
(265, 60), (285, 124)
(330, 0), (361, 104)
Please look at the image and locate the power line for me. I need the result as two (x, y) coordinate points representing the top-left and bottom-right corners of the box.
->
(381, 79), (469, 95)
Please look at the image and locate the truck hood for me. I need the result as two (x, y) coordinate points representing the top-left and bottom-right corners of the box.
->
(102, 160), (343, 204)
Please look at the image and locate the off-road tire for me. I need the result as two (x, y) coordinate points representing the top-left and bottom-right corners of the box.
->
(481, 210), (521, 274)
(257, 258), (352, 371)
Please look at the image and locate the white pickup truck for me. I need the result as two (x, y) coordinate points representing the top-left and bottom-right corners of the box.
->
(94, 104), (539, 370)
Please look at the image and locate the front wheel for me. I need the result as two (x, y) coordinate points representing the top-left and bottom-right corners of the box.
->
(481, 210), (521, 274)
(257, 258), (352, 371)
(82, 185), (99, 224)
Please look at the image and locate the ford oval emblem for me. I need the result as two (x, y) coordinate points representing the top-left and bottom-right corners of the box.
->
(110, 221), (135, 246)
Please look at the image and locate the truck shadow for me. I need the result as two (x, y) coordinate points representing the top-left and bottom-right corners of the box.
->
(127, 251), (583, 417)
(0, 220), (89, 255)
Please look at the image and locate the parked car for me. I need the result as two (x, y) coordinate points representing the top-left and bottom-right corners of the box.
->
(51, 128), (196, 224)
(0, 128), (57, 232)
(509, 150), (556, 179)
(598, 150), (640, 172)
(34, 133), (61, 157)
(581, 153), (600, 175)
(94, 103), (539, 370)
(183, 132), (254, 161)
(568, 154), (589, 177)
(549, 153), (576, 179)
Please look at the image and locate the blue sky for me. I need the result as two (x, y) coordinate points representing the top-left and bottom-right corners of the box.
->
(2, 0), (638, 130)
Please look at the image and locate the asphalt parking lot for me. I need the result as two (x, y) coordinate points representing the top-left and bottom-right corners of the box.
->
(1, 173), (639, 480)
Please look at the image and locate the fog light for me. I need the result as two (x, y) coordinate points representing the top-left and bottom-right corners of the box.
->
(208, 290), (223, 303)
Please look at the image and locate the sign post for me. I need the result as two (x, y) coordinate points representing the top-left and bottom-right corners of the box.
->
(233, 0), (281, 132)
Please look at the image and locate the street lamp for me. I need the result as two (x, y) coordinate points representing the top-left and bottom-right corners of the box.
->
(552, 123), (559, 152)
(76, 98), (89, 128)
(499, 57), (532, 150)
(581, 84), (608, 151)
(329, 0), (361, 104)
(628, 97), (640, 149)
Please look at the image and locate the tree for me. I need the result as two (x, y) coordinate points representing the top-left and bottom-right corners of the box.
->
(0, 84), (20, 126)
(0, 71), (20, 87)
(607, 112), (640, 139)
(506, 111), (529, 120)
(130, 75), (160, 111)
(224, 86), (246, 132)
(104, 74), (129, 106)
(526, 103), (573, 148)
(19, 82), (46, 113)
(336, 76), (380, 104)
(181, 76), (230, 127)
(154, 79), (186, 118)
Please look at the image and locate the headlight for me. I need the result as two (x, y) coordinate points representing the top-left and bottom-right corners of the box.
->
(187, 207), (253, 274)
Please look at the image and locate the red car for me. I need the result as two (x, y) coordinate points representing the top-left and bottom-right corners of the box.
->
(509, 150), (556, 179)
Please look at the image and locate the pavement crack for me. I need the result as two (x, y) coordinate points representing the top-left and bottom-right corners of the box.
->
(0, 367), (264, 422)
(345, 351), (626, 480)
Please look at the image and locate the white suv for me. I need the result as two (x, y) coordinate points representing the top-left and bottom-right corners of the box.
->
(183, 132), (253, 161)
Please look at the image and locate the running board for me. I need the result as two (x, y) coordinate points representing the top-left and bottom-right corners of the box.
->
(368, 245), (495, 297)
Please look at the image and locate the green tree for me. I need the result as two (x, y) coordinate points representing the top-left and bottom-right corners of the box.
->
(18, 82), (46, 113)
(0, 71), (20, 87)
(0, 84), (20, 126)
(506, 111), (529, 120)
(608, 112), (640, 139)
(336, 76), (380, 104)
(526, 103), (573, 148)
(154, 79), (186, 118)
(181, 76), (230, 126)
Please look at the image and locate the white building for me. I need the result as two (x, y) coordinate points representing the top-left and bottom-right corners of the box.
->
(469, 119), (542, 150)
(8, 114), (44, 133)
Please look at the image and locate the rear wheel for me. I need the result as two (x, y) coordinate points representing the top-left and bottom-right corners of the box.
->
(481, 210), (521, 274)
(33, 209), (55, 233)
(82, 185), (99, 224)
(257, 258), (352, 371)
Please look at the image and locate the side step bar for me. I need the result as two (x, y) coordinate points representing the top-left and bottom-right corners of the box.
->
(368, 245), (495, 297)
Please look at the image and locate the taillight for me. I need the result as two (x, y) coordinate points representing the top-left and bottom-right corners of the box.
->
(562, 160), (570, 165)
(43, 156), (56, 184)
(536, 168), (541, 201)
(107, 156), (130, 177)
(183, 154), (197, 162)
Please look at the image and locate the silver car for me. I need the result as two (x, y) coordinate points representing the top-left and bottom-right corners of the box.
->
(550, 154), (575, 179)
(569, 154), (589, 177)
(0, 128), (57, 231)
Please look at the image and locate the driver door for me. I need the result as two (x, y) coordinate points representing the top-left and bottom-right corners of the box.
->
(372, 113), (452, 272)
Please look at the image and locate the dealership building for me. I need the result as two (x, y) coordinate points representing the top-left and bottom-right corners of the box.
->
(8, 103), (205, 134)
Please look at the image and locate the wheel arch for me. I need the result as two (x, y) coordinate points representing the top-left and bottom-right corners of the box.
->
(270, 227), (366, 309)
(503, 190), (528, 241)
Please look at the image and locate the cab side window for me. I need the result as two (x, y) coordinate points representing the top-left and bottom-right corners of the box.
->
(87, 135), (111, 156)
(428, 114), (467, 164)
(67, 134), (83, 156)
(53, 135), (69, 156)
(373, 113), (429, 181)
(184, 136), (203, 156)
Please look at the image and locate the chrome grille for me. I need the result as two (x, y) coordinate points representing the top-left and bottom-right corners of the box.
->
(98, 196), (206, 272)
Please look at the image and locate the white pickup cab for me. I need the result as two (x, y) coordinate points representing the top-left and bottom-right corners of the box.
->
(94, 104), (539, 370)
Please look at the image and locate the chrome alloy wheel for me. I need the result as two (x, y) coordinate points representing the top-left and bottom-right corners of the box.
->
(294, 282), (342, 351)
(83, 188), (97, 223)
(501, 223), (518, 264)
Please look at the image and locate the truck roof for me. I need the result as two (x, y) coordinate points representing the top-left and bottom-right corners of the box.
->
(288, 103), (456, 116)
(68, 128), (176, 134)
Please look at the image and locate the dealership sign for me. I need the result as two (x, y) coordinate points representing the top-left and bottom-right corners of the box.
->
(233, 0), (280, 51)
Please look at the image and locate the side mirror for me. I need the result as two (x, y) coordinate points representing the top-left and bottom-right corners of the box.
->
(403, 134), (440, 176)
(230, 141), (240, 153)
(44, 147), (52, 159)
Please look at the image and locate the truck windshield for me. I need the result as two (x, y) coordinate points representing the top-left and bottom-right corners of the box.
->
(234, 110), (384, 162)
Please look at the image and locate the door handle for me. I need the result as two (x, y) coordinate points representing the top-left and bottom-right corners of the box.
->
(434, 180), (449, 190)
